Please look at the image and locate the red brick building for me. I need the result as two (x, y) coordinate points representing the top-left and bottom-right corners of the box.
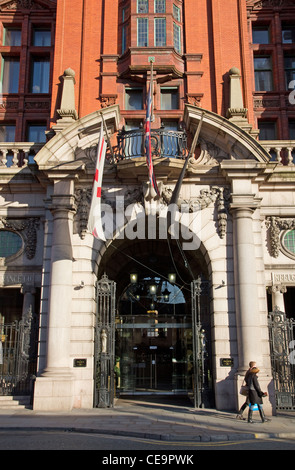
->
(0, 0), (295, 412)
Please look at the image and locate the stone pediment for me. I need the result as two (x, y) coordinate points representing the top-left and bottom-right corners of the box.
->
(34, 105), (120, 172)
(0, 0), (56, 11)
(183, 104), (270, 165)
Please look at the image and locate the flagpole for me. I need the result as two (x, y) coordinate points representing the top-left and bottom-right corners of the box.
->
(149, 56), (155, 122)
(100, 112), (115, 161)
(170, 112), (205, 206)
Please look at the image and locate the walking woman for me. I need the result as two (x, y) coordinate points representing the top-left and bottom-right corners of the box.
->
(246, 366), (268, 423)
(236, 361), (256, 420)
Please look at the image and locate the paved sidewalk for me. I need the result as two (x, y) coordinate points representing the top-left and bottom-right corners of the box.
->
(0, 396), (294, 443)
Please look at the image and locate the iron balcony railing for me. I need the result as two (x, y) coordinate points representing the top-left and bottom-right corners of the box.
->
(116, 125), (188, 160)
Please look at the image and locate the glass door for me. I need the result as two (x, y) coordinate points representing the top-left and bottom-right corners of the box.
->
(115, 278), (193, 394)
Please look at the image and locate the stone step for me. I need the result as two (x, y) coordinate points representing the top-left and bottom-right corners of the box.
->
(0, 395), (31, 409)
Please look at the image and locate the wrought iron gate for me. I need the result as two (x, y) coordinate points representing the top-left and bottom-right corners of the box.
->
(94, 274), (116, 408)
(0, 308), (37, 397)
(268, 308), (295, 410)
(191, 277), (213, 408)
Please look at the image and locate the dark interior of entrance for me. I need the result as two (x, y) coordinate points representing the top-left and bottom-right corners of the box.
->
(98, 238), (214, 405)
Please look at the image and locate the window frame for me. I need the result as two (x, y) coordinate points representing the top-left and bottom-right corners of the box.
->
(154, 17), (166, 47)
(125, 87), (144, 110)
(254, 55), (273, 91)
(3, 26), (21, 46)
(154, 0), (165, 14)
(258, 120), (277, 140)
(252, 25), (270, 44)
(137, 17), (148, 47)
(160, 87), (179, 110)
(29, 55), (50, 93)
(282, 24), (295, 44)
(284, 55), (295, 91)
(137, 0), (148, 14)
(173, 22), (181, 54)
(1, 55), (20, 93)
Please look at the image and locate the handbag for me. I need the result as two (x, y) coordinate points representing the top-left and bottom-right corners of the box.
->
(239, 380), (249, 397)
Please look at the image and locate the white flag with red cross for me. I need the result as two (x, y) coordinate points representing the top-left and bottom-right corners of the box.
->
(87, 121), (107, 240)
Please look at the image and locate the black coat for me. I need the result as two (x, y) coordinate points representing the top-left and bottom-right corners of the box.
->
(246, 372), (264, 405)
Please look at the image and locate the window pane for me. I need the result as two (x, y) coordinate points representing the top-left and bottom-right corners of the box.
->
(155, 18), (166, 46)
(0, 125), (15, 141)
(27, 124), (47, 143)
(1, 57), (20, 93)
(173, 4), (181, 22)
(124, 121), (142, 158)
(285, 57), (295, 90)
(161, 88), (178, 110)
(33, 29), (51, 46)
(122, 25), (127, 53)
(252, 27), (269, 44)
(30, 57), (50, 93)
(137, 0), (148, 13)
(173, 22), (181, 53)
(282, 26), (295, 44)
(283, 230), (295, 255)
(290, 121), (295, 139)
(0, 231), (22, 257)
(254, 57), (273, 91)
(137, 18), (148, 47)
(161, 121), (179, 157)
(125, 89), (143, 110)
(258, 122), (276, 140)
(4, 28), (21, 46)
(155, 0), (165, 13)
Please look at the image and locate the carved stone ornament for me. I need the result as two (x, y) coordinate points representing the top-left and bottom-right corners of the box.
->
(74, 184), (230, 240)
(266, 216), (295, 258)
(0, 0), (52, 10)
(99, 95), (118, 109)
(161, 185), (230, 239)
(247, 0), (295, 10)
(0, 217), (40, 260)
(75, 188), (92, 239)
(187, 138), (230, 168)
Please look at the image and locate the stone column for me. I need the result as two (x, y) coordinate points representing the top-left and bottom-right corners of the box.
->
(34, 180), (76, 411)
(231, 195), (262, 374)
(21, 285), (35, 318)
(268, 285), (286, 313)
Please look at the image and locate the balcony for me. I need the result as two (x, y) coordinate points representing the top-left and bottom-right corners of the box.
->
(116, 125), (188, 161)
(260, 141), (295, 165)
(0, 142), (43, 169)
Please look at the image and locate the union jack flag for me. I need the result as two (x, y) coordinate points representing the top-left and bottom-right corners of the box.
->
(87, 121), (107, 240)
(145, 83), (159, 196)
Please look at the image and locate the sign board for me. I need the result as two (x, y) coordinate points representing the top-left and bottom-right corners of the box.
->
(220, 358), (234, 367)
(73, 359), (87, 368)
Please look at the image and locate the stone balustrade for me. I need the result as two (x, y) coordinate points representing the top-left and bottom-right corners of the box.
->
(0, 139), (295, 170)
(0, 143), (43, 168)
(260, 140), (295, 166)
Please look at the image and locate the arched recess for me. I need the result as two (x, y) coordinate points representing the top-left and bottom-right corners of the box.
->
(94, 210), (216, 406)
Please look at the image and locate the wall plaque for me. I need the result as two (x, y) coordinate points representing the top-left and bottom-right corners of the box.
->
(73, 359), (87, 368)
(220, 358), (234, 367)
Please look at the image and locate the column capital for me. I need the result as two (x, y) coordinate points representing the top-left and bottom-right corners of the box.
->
(230, 194), (262, 213)
(268, 284), (287, 295)
(48, 194), (77, 216)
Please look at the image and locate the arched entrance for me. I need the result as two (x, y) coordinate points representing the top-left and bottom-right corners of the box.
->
(95, 237), (215, 408)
